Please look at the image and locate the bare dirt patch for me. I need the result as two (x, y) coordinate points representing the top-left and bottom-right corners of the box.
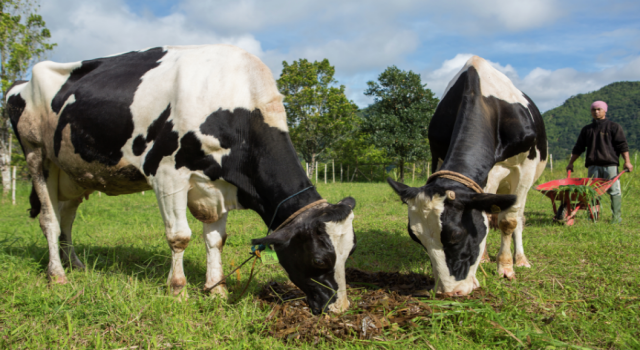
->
(255, 268), (493, 343)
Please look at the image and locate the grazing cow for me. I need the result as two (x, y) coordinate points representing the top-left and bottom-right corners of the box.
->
(6, 45), (356, 315)
(388, 56), (547, 296)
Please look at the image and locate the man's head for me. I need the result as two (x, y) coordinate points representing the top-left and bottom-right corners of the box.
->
(591, 101), (607, 120)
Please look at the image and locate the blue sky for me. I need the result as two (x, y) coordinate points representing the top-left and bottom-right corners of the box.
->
(40, 0), (640, 111)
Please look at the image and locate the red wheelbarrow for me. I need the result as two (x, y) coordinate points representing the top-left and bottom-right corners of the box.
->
(535, 170), (627, 226)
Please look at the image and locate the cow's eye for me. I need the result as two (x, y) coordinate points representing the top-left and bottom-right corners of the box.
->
(313, 258), (327, 268)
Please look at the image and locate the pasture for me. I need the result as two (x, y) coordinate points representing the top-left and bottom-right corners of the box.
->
(1, 162), (639, 349)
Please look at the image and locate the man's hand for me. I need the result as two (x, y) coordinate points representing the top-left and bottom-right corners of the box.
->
(566, 163), (574, 172)
(622, 152), (633, 172)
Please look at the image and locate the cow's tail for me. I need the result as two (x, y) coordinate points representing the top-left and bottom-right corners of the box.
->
(29, 184), (41, 218)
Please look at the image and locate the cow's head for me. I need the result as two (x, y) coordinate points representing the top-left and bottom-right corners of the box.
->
(387, 178), (515, 296)
(251, 197), (356, 315)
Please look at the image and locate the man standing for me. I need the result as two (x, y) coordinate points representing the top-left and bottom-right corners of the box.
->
(566, 101), (633, 223)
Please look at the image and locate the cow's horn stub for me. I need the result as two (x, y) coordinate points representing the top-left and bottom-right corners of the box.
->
(446, 190), (455, 200)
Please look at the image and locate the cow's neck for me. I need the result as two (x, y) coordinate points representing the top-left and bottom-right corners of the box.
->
(229, 123), (323, 231)
(439, 106), (496, 187)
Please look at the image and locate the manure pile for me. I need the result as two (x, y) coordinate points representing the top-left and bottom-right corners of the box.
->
(255, 268), (490, 343)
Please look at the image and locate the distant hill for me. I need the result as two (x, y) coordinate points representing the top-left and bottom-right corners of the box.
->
(542, 81), (640, 160)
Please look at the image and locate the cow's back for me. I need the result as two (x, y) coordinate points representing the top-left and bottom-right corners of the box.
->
(9, 45), (288, 195)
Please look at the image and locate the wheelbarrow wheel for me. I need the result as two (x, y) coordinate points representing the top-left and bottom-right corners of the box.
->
(554, 203), (568, 223)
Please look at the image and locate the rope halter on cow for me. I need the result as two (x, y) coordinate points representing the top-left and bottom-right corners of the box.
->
(427, 170), (484, 194)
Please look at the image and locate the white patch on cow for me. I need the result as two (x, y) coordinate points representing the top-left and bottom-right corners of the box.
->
(442, 55), (529, 108)
(324, 211), (355, 313)
(193, 131), (231, 166)
(6, 81), (27, 99)
(58, 94), (76, 114)
(29, 61), (83, 110)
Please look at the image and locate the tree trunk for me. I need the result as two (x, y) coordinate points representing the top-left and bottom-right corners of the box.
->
(309, 154), (317, 178)
(399, 159), (405, 183)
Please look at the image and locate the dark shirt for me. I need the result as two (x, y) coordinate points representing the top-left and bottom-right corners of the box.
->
(572, 118), (629, 168)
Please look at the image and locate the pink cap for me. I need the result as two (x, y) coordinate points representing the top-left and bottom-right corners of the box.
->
(591, 101), (607, 112)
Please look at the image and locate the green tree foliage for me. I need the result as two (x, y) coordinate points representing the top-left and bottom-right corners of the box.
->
(361, 66), (438, 182)
(277, 58), (358, 176)
(543, 81), (640, 160)
(0, 0), (55, 193)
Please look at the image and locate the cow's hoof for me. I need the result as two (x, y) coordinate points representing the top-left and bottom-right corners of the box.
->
(170, 277), (187, 297)
(498, 266), (516, 280)
(515, 255), (531, 268)
(49, 274), (68, 284)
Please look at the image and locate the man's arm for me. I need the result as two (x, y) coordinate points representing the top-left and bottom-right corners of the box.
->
(622, 152), (633, 172)
(567, 128), (586, 172)
(612, 124), (632, 172)
(566, 154), (580, 172)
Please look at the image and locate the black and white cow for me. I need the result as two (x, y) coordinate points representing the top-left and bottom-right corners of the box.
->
(6, 45), (356, 314)
(388, 56), (547, 296)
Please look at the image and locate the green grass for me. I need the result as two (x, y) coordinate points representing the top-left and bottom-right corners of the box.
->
(1, 161), (639, 349)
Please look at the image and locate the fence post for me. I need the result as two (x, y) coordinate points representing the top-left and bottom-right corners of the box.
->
(12, 166), (17, 205)
(412, 163), (415, 183)
(347, 165), (350, 182)
(427, 163), (430, 176)
(550, 154), (553, 171)
(324, 163), (327, 184)
(306, 162), (309, 178)
(332, 160), (335, 183)
(315, 162), (318, 184)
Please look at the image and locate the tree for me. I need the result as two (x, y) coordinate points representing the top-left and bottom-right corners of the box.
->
(277, 58), (358, 177)
(362, 66), (438, 182)
(0, 0), (55, 195)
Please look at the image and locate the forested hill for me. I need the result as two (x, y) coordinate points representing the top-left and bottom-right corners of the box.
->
(542, 81), (640, 159)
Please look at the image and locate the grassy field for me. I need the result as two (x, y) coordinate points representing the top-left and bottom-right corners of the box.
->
(1, 162), (639, 349)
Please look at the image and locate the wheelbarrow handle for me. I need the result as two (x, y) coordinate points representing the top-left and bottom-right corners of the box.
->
(567, 170), (571, 178)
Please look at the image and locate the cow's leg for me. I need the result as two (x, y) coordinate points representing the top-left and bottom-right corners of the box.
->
(152, 173), (192, 298)
(497, 160), (537, 278)
(483, 166), (510, 264)
(58, 199), (86, 270)
(512, 160), (538, 268)
(27, 153), (66, 283)
(202, 213), (228, 296)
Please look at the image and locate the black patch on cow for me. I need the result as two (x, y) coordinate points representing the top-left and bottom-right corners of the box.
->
(6, 92), (27, 151)
(29, 184), (41, 218)
(146, 104), (172, 142)
(439, 202), (487, 280)
(174, 131), (223, 180)
(52, 48), (167, 166)
(528, 145), (537, 160)
(132, 104), (173, 157)
(142, 120), (179, 176)
(132, 135), (147, 156)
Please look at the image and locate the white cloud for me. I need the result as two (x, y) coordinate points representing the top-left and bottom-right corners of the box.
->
(41, 0), (265, 63)
(423, 54), (640, 112)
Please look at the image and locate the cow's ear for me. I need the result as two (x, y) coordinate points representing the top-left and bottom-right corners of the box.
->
(251, 228), (296, 246)
(465, 194), (517, 213)
(338, 196), (356, 209)
(387, 177), (421, 203)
